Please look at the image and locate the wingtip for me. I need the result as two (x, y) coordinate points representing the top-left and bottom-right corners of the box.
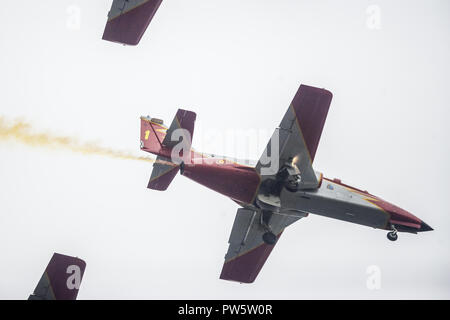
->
(299, 84), (333, 98)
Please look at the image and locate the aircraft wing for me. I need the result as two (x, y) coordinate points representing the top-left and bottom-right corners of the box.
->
(256, 84), (332, 189)
(102, 0), (163, 45)
(28, 253), (86, 300)
(220, 208), (301, 283)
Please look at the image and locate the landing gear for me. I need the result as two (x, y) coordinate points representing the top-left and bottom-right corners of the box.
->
(179, 161), (185, 175)
(387, 226), (398, 241)
(261, 210), (277, 245)
(387, 232), (398, 241)
(263, 232), (277, 245)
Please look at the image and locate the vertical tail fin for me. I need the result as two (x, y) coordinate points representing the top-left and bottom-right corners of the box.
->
(29, 253), (86, 300)
(140, 109), (196, 190)
(140, 116), (167, 156)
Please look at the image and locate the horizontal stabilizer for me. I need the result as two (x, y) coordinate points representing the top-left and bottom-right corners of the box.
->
(162, 109), (196, 148)
(147, 156), (179, 190)
(28, 253), (86, 300)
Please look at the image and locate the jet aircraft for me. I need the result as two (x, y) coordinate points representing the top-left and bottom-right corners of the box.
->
(139, 84), (433, 283)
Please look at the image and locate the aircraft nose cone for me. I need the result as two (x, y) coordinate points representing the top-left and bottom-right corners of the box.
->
(419, 221), (433, 232)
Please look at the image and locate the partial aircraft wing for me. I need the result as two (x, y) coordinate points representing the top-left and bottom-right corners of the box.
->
(220, 209), (301, 283)
(28, 253), (86, 300)
(256, 84), (332, 189)
(102, 0), (163, 45)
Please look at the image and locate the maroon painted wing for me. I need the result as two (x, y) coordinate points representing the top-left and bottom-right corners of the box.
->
(256, 84), (332, 189)
(290, 84), (333, 162)
(220, 209), (300, 283)
(28, 253), (86, 300)
(102, 0), (163, 45)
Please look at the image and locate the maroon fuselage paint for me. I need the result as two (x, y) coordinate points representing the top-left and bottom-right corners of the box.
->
(182, 156), (260, 205)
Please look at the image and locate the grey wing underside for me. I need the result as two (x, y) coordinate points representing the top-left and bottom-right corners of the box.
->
(256, 110), (319, 189)
(219, 208), (301, 283)
(256, 85), (333, 189)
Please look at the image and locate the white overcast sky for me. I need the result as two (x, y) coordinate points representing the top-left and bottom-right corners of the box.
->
(0, 0), (449, 299)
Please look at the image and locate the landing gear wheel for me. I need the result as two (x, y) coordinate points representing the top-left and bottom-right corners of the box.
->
(263, 232), (277, 245)
(387, 231), (398, 241)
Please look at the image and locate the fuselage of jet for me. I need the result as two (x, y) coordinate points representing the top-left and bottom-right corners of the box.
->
(180, 153), (432, 234)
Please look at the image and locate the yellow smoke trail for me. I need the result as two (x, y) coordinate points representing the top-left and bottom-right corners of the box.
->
(0, 116), (175, 166)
